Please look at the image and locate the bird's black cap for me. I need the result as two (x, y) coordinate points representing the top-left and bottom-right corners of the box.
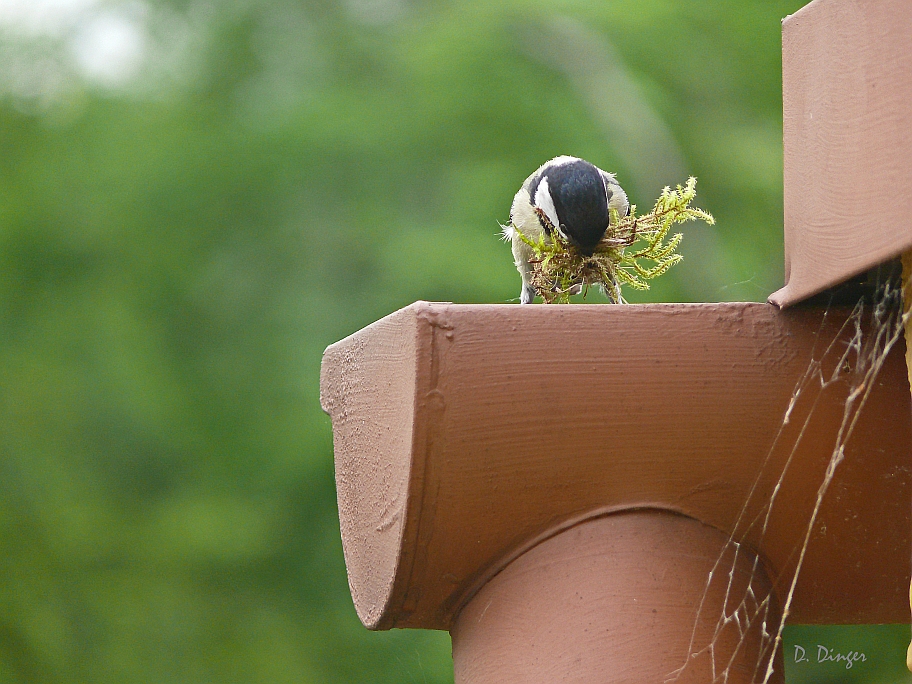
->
(540, 159), (611, 255)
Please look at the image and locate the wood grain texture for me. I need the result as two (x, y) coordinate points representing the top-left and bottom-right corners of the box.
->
(452, 512), (783, 684)
(770, 0), (912, 307)
(320, 302), (912, 630)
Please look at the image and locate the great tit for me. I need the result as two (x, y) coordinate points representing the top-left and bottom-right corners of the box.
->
(503, 155), (629, 304)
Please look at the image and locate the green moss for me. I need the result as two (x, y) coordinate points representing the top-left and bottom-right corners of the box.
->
(511, 177), (714, 303)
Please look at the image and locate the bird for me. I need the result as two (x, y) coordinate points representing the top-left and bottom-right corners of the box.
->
(503, 155), (629, 304)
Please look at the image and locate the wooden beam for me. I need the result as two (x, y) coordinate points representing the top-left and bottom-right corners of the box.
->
(451, 511), (783, 684)
(770, 0), (912, 307)
(320, 302), (911, 631)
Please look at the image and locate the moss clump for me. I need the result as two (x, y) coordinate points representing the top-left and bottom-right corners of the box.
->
(511, 177), (714, 303)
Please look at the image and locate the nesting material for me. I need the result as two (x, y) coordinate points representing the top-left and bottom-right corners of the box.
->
(507, 177), (713, 303)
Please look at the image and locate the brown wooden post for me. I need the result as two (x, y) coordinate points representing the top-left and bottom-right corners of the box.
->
(769, 0), (912, 670)
(320, 0), (912, 680)
(451, 512), (781, 683)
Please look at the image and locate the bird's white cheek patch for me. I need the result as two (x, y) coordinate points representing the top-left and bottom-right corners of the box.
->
(533, 176), (560, 231)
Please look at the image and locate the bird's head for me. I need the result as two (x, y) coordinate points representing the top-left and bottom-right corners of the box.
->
(530, 157), (619, 256)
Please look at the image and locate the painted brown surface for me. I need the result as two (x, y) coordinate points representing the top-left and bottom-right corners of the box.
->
(320, 302), (912, 630)
(452, 511), (783, 684)
(318, 310), (419, 628)
(770, 0), (912, 307)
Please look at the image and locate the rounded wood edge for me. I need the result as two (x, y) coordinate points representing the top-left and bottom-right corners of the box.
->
(320, 303), (427, 629)
(442, 503), (713, 630)
(451, 510), (784, 684)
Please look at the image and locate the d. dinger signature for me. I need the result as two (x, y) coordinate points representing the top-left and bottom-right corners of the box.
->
(793, 645), (867, 670)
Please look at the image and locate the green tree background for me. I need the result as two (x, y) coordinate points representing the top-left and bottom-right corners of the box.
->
(0, 1), (827, 681)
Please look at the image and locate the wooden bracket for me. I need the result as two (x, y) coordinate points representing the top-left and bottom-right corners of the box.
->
(320, 302), (911, 633)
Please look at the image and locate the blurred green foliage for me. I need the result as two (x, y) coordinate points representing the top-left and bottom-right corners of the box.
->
(0, 0), (825, 681)
(784, 625), (912, 684)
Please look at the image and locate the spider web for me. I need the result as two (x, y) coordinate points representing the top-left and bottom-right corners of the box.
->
(665, 266), (910, 684)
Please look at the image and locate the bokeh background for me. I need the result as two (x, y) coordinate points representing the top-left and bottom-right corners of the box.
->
(0, 0), (826, 681)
